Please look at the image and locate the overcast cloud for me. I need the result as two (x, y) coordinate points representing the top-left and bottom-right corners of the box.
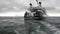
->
(0, 0), (60, 16)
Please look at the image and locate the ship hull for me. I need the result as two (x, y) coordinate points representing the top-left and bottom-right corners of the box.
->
(24, 16), (46, 20)
(24, 11), (46, 20)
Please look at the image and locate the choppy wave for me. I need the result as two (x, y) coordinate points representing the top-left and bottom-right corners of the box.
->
(0, 17), (60, 34)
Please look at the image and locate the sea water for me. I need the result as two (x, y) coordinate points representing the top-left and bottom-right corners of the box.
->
(0, 17), (60, 34)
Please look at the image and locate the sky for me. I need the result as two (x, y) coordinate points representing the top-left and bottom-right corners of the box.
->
(0, 0), (60, 17)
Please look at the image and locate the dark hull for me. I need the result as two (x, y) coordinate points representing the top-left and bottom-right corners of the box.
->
(24, 11), (46, 20)
(24, 17), (46, 20)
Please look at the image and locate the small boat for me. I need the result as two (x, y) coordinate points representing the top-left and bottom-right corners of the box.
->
(24, 1), (47, 20)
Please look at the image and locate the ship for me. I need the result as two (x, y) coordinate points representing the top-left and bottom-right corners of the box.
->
(24, 0), (47, 20)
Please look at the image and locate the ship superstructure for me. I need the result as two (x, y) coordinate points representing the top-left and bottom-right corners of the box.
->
(24, 0), (47, 20)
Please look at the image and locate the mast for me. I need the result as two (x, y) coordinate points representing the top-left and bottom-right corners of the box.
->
(36, 0), (39, 4)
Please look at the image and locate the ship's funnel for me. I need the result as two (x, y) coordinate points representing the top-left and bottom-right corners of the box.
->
(39, 2), (41, 4)
(36, 0), (42, 7)
(39, 2), (42, 7)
